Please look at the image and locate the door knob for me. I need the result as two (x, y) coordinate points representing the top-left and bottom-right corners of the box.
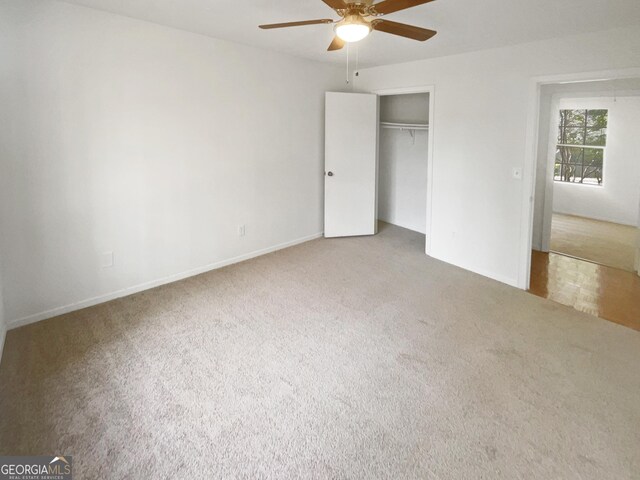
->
(327, 171), (334, 177)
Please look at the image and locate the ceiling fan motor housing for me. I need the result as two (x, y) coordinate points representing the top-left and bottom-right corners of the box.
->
(336, 1), (383, 18)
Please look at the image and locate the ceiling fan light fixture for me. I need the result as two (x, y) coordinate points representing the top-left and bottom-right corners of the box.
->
(335, 15), (371, 43)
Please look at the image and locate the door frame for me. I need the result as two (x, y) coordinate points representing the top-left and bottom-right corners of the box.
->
(372, 85), (435, 256)
(539, 92), (563, 253)
(519, 67), (640, 289)
(636, 198), (640, 275)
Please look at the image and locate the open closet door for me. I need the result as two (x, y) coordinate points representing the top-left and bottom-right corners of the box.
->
(324, 92), (379, 238)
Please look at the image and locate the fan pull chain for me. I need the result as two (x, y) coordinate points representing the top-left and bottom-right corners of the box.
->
(345, 43), (360, 89)
(354, 42), (359, 90)
(346, 42), (350, 85)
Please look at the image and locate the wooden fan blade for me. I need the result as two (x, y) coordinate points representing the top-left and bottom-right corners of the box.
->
(321, 0), (349, 10)
(259, 19), (334, 29)
(372, 0), (436, 15)
(328, 36), (345, 51)
(372, 19), (436, 41)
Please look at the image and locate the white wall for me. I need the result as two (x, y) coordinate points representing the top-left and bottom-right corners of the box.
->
(378, 94), (429, 233)
(0, 0), (343, 327)
(357, 26), (640, 287)
(380, 93), (430, 125)
(552, 97), (640, 226)
(0, 271), (5, 363)
(0, 0), (18, 358)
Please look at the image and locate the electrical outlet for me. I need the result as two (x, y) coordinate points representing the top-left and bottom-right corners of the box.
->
(238, 225), (246, 237)
(101, 251), (114, 268)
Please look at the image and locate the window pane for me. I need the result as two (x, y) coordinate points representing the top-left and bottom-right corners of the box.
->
(585, 127), (606, 146)
(559, 109), (586, 127)
(571, 165), (584, 182)
(554, 163), (562, 181)
(556, 146), (584, 164)
(582, 164), (602, 185)
(559, 163), (581, 182)
(559, 163), (569, 181)
(587, 109), (608, 128)
(558, 126), (585, 145)
(583, 147), (603, 168)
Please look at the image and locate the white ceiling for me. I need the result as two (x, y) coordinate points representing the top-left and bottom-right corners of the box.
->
(62, 0), (640, 67)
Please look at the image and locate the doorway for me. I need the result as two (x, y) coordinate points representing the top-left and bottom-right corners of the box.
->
(527, 77), (640, 329)
(376, 88), (434, 254)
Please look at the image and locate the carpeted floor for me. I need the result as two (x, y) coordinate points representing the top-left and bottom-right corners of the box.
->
(551, 213), (637, 272)
(1, 223), (639, 479)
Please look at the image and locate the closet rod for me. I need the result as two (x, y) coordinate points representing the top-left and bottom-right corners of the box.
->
(380, 122), (429, 131)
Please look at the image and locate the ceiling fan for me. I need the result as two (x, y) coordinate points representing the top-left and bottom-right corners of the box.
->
(259, 0), (437, 51)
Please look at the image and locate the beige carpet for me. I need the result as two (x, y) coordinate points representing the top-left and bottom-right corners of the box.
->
(1, 223), (639, 479)
(551, 213), (638, 272)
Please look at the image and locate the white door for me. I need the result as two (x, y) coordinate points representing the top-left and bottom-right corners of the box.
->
(324, 92), (379, 238)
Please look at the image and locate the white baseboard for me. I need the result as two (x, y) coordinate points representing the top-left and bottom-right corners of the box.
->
(553, 211), (637, 227)
(8, 232), (323, 331)
(466, 267), (519, 289)
(378, 217), (427, 235)
(430, 252), (519, 289)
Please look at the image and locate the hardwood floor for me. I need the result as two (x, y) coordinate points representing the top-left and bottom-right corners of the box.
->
(529, 250), (640, 331)
(551, 213), (637, 272)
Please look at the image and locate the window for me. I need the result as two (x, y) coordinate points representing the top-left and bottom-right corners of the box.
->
(554, 109), (608, 186)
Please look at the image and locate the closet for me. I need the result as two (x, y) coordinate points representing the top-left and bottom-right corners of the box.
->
(378, 93), (430, 240)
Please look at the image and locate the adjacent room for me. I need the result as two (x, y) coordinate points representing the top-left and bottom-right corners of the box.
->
(1, 0), (640, 478)
(530, 79), (640, 329)
(551, 98), (638, 272)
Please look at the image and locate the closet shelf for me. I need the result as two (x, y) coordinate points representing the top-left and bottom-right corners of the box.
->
(380, 122), (429, 131)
